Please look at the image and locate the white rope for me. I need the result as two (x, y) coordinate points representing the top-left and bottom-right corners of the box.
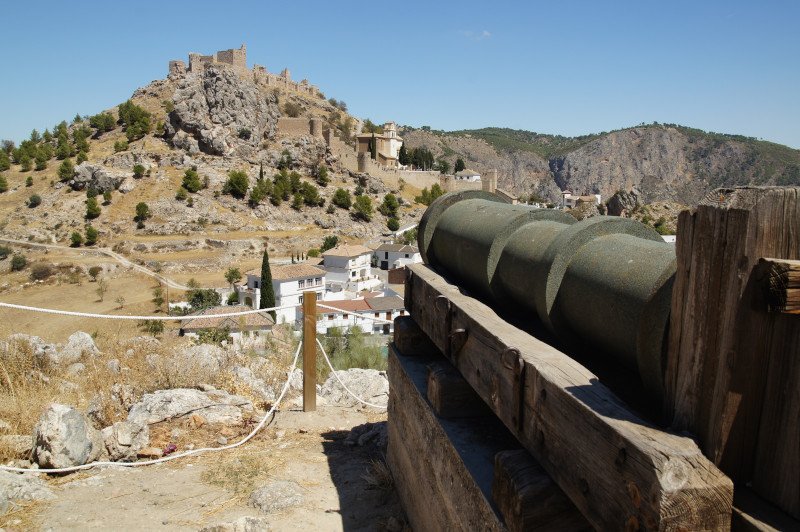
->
(315, 338), (387, 409)
(0, 342), (302, 474)
(316, 303), (397, 325)
(0, 302), (296, 321)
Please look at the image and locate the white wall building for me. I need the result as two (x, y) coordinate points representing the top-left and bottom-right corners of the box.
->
(315, 295), (406, 335)
(454, 169), (482, 182)
(373, 244), (422, 270)
(238, 263), (326, 324)
(561, 190), (602, 209)
(323, 244), (382, 292)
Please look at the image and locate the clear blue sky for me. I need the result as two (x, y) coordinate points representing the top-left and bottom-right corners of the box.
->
(1, 0), (798, 147)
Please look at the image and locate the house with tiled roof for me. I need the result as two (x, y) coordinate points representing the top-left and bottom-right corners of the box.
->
(322, 244), (382, 292)
(237, 263), (326, 324)
(373, 243), (422, 270)
(314, 294), (406, 335)
(179, 305), (274, 341)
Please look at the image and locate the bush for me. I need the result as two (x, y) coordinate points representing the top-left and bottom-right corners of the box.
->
(25, 176), (33, 187)
(118, 100), (151, 141)
(114, 140), (128, 153)
(226, 292), (239, 305)
(237, 128), (251, 140)
(19, 154), (32, 172)
(352, 195), (373, 222)
(321, 235), (339, 252)
(0, 245), (10, 260)
(103, 190), (112, 204)
(175, 187), (188, 201)
(30, 263), (55, 281)
(196, 327), (232, 346)
(89, 112), (116, 132)
(283, 102), (302, 118)
(28, 194), (41, 207)
(11, 254), (27, 271)
(387, 217), (400, 231)
(378, 193), (399, 218)
(332, 188), (351, 209)
(307, 248), (320, 258)
(187, 287), (221, 311)
(76, 151), (88, 164)
(88, 266), (102, 281)
(223, 170), (249, 199)
(85, 197), (101, 219)
(182, 168), (202, 192)
(70, 231), (84, 247)
(0, 175), (7, 193)
(58, 159), (74, 182)
(85, 225), (99, 246)
(135, 202), (150, 223)
(133, 164), (146, 178)
(316, 165), (329, 187)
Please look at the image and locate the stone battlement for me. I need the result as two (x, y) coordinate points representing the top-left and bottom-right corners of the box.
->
(168, 44), (319, 96)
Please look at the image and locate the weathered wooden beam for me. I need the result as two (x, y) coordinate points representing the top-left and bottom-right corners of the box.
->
(664, 187), (800, 518)
(758, 257), (800, 314)
(493, 450), (591, 532)
(407, 262), (733, 531)
(732, 487), (800, 531)
(302, 291), (317, 412)
(392, 315), (439, 357)
(427, 361), (490, 418)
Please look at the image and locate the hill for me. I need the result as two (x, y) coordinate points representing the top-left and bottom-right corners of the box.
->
(401, 125), (800, 204)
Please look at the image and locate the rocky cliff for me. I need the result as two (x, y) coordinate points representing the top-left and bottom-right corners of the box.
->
(402, 126), (800, 204)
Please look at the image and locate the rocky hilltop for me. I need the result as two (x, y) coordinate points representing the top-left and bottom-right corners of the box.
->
(402, 126), (800, 204)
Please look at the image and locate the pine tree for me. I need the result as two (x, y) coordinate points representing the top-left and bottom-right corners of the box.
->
(259, 249), (276, 320)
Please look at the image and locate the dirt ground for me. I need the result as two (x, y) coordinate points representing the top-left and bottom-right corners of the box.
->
(6, 407), (404, 531)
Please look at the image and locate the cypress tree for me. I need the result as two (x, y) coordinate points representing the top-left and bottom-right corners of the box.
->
(259, 248), (276, 320)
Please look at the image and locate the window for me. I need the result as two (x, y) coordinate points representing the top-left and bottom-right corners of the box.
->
(298, 280), (305, 289)
(351, 271), (357, 277)
(254, 281), (259, 289)
(315, 277), (321, 285)
(374, 312), (380, 318)
(299, 295), (304, 304)
(385, 252), (389, 259)
(343, 313), (349, 319)
(328, 314), (334, 320)
(405, 254), (409, 258)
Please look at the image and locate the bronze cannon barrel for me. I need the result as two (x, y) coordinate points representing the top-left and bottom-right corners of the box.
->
(417, 191), (676, 399)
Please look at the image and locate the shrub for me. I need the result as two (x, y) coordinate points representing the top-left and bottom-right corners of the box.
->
(283, 102), (301, 118)
(0, 151), (9, 171)
(19, 154), (32, 171)
(102, 190), (112, 204)
(76, 150), (88, 164)
(277, 150), (293, 170)
(175, 187), (188, 201)
(196, 327), (231, 346)
(11, 254), (27, 271)
(352, 195), (373, 222)
(182, 168), (202, 192)
(387, 217), (400, 231)
(187, 287), (221, 311)
(133, 164), (146, 178)
(332, 188), (351, 209)
(34, 151), (48, 171)
(226, 292), (239, 305)
(138, 319), (164, 337)
(0, 245), (11, 260)
(85, 225), (99, 246)
(237, 128), (252, 140)
(25, 176), (33, 187)
(0, 174), (7, 193)
(321, 235), (338, 252)
(70, 231), (84, 247)
(135, 202), (150, 223)
(114, 140), (128, 153)
(223, 170), (249, 199)
(58, 159), (74, 182)
(88, 266), (102, 281)
(28, 194), (41, 207)
(30, 263), (55, 281)
(316, 165), (329, 187)
(118, 100), (151, 141)
(378, 193), (399, 218)
(89, 112), (116, 132)
(307, 248), (320, 258)
(85, 197), (101, 219)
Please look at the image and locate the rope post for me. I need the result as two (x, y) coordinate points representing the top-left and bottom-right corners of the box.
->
(302, 290), (317, 412)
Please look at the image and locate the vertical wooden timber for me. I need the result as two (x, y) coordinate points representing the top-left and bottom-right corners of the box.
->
(302, 290), (317, 412)
(665, 187), (800, 517)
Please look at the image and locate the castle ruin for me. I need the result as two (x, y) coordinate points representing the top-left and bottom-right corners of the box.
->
(168, 44), (319, 96)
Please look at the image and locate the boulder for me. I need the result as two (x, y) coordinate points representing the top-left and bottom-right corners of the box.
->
(101, 420), (149, 462)
(32, 404), (105, 469)
(319, 368), (389, 409)
(178, 343), (229, 372)
(0, 470), (55, 514)
(71, 163), (128, 193)
(8, 334), (57, 365)
(232, 366), (276, 402)
(57, 331), (99, 365)
(127, 388), (254, 426)
(606, 188), (641, 216)
(249, 480), (304, 513)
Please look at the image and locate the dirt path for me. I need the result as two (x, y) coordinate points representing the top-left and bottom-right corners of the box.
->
(23, 407), (403, 531)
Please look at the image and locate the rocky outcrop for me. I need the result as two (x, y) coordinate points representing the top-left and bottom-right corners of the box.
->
(0, 471), (55, 513)
(166, 66), (280, 158)
(606, 188), (642, 216)
(32, 404), (105, 469)
(71, 163), (130, 193)
(320, 368), (389, 409)
(127, 388), (254, 426)
(101, 420), (149, 461)
(58, 331), (100, 365)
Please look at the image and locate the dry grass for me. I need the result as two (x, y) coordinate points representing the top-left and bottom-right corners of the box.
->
(201, 450), (277, 496)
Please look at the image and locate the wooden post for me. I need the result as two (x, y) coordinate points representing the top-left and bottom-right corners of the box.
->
(302, 290), (317, 412)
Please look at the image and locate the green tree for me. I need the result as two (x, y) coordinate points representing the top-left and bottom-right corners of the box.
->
(277, 150), (293, 170)
(259, 249), (276, 319)
(352, 194), (373, 222)
(175, 187), (188, 201)
(291, 192), (304, 210)
(387, 217), (400, 231)
(70, 231), (84, 247)
(0, 175), (7, 193)
(248, 177), (272, 207)
(88, 266), (102, 281)
(114, 140), (128, 153)
(90, 112), (116, 132)
(0, 150), (10, 171)
(132, 164), (146, 178)
(76, 150), (88, 164)
(58, 159), (74, 182)
(96, 278), (109, 301)
(85, 197), (101, 219)
(152, 285), (165, 311)
(25, 176), (33, 187)
(102, 190), (112, 204)
(182, 168), (202, 192)
(378, 193), (399, 218)
(29, 129), (41, 143)
(436, 159), (451, 175)
(118, 100), (151, 141)
(84, 225), (99, 246)
(19, 154), (32, 171)
(332, 188), (352, 209)
(55, 137), (71, 160)
(316, 165), (329, 186)
(11, 254), (27, 271)
(28, 194), (41, 207)
(224, 170), (249, 199)
(454, 158), (466, 173)
(34, 151), (48, 171)
(398, 144), (409, 166)
(321, 235), (338, 252)
(225, 267), (242, 287)
(135, 202), (150, 227)
(187, 287), (221, 311)
(138, 319), (164, 337)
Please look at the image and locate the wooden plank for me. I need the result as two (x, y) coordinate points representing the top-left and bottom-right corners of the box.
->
(427, 361), (491, 418)
(732, 487), (800, 532)
(493, 450), (590, 532)
(392, 315), (439, 357)
(387, 346), (506, 531)
(302, 291), (316, 412)
(758, 258), (800, 314)
(407, 262), (733, 531)
(664, 187), (800, 517)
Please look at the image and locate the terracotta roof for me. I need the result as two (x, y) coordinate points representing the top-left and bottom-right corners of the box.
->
(319, 299), (372, 313)
(245, 263), (325, 281)
(181, 305), (274, 331)
(366, 295), (405, 312)
(375, 243), (418, 253)
(323, 244), (372, 258)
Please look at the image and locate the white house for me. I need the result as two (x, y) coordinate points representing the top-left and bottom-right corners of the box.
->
(561, 190), (602, 209)
(454, 168), (481, 182)
(373, 243), (422, 270)
(179, 305), (274, 342)
(323, 244), (382, 292)
(314, 295), (407, 335)
(238, 263), (326, 324)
